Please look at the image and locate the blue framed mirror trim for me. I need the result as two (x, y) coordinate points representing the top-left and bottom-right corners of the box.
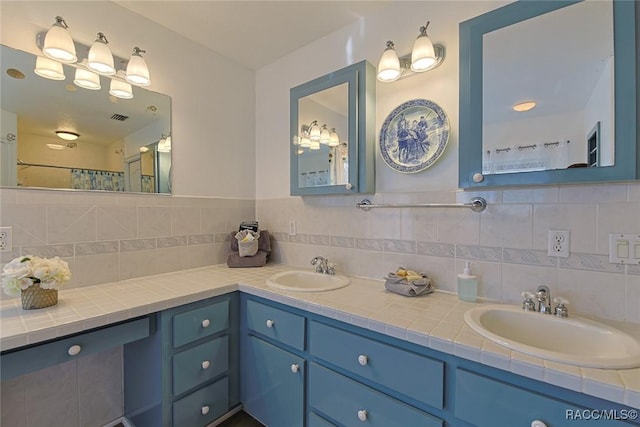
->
(459, 0), (638, 188)
(290, 60), (375, 196)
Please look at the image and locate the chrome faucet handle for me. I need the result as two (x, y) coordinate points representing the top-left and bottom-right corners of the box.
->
(326, 262), (335, 275)
(521, 291), (536, 311)
(311, 256), (329, 274)
(553, 296), (569, 318)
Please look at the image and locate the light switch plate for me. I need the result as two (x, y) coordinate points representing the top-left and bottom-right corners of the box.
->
(609, 233), (640, 264)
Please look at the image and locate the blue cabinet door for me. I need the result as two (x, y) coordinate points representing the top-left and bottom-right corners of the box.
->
(242, 336), (305, 427)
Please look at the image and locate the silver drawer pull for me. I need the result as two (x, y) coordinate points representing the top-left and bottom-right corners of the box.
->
(357, 410), (368, 422)
(357, 355), (368, 366)
(201, 405), (210, 415)
(201, 360), (210, 370)
(266, 319), (275, 328)
(67, 344), (82, 356)
(201, 319), (210, 328)
(290, 363), (299, 373)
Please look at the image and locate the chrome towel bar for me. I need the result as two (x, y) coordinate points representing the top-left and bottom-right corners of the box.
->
(356, 197), (487, 212)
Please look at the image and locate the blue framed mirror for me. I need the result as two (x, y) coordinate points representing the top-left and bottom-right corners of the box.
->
(290, 60), (375, 196)
(459, 0), (638, 188)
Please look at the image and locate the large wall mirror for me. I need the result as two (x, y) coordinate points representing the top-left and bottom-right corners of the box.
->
(290, 60), (375, 196)
(0, 45), (172, 194)
(459, 0), (638, 188)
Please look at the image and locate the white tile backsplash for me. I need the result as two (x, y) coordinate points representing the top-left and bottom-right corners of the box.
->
(257, 183), (640, 324)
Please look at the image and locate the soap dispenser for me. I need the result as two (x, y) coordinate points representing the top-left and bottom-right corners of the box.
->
(457, 261), (478, 302)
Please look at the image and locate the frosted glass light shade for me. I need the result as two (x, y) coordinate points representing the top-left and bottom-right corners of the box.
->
(377, 41), (401, 82)
(74, 64), (101, 90)
(411, 29), (436, 72)
(42, 18), (77, 63)
(320, 125), (331, 145)
(309, 141), (321, 150)
(309, 122), (321, 141)
(126, 49), (151, 86)
(88, 34), (115, 75)
(34, 56), (65, 80)
(109, 71), (134, 99)
(329, 129), (340, 147)
(300, 136), (311, 148)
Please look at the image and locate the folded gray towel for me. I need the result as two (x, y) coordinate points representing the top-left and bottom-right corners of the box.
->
(384, 272), (433, 297)
(227, 250), (268, 268)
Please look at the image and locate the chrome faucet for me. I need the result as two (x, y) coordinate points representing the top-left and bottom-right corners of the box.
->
(536, 285), (552, 314)
(310, 256), (335, 275)
(522, 285), (569, 317)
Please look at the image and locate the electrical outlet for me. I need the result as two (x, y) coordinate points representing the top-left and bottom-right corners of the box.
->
(288, 220), (297, 236)
(0, 227), (12, 252)
(547, 229), (570, 258)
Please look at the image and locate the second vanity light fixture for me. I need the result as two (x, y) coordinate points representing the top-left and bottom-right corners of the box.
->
(297, 121), (341, 151)
(35, 16), (151, 99)
(377, 21), (445, 83)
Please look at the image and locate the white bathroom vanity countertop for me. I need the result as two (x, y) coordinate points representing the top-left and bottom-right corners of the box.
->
(1, 264), (638, 408)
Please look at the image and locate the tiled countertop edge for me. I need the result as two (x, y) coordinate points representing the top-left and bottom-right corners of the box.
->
(0, 264), (637, 409)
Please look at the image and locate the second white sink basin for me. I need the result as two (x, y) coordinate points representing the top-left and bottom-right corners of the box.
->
(465, 305), (640, 369)
(267, 270), (350, 292)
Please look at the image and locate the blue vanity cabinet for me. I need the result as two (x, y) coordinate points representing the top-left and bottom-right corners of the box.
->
(124, 293), (239, 427)
(455, 369), (635, 426)
(241, 296), (307, 426)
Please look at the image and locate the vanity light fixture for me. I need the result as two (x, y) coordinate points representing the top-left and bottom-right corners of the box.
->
(42, 16), (77, 63)
(513, 101), (536, 112)
(34, 56), (65, 80)
(55, 130), (79, 141)
(87, 32), (116, 75)
(376, 21), (445, 82)
(73, 60), (101, 90)
(126, 47), (151, 87)
(157, 134), (172, 153)
(109, 70), (134, 99)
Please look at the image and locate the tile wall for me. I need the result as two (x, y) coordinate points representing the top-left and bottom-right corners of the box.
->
(256, 182), (640, 325)
(0, 188), (255, 299)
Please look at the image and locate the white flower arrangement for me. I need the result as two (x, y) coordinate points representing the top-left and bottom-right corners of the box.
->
(1, 255), (71, 297)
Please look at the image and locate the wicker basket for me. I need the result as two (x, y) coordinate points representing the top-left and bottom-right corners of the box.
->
(21, 283), (58, 310)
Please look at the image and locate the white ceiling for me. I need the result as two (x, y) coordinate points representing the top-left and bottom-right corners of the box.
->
(114, 1), (393, 70)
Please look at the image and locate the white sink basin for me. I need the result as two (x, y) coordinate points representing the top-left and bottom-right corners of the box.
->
(266, 270), (350, 292)
(464, 305), (640, 369)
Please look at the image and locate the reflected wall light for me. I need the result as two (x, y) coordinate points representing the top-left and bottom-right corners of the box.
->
(34, 56), (65, 80)
(73, 60), (101, 90)
(298, 121), (342, 152)
(376, 21), (445, 82)
(157, 134), (172, 152)
(87, 32), (116, 75)
(42, 16), (77, 63)
(109, 70), (134, 99)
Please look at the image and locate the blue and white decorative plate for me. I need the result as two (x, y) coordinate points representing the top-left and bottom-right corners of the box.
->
(379, 99), (450, 173)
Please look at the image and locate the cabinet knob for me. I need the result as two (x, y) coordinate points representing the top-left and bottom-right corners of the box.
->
(201, 405), (210, 415)
(472, 173), (484, 183)
(266, 319), (275, 328)
(357, 355), (368, 366)
(345, 183), (353, 190)
(290, 363), (299, 373)
(201, 360), (210, 370)
(357, 410), (368, 421)
(531, 421), (547, 427)
(67, 345), (82, 356)
(201, 319), (210, 328)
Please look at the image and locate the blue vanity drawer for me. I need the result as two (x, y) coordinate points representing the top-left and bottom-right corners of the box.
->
(172, 335), (229, 396)
(172, 376), (228, 427)
(246, 299), (305, 350)
(310, 320), (444, 409)
(309, 363), (443, 427)
(172, 297), (229, 348)
(455, 369), (630, 427)
(309, 411), (338, 427)
(1, 316), (151, 381)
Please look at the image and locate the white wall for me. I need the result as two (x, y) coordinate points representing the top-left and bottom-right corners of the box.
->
(0, 0), (256, 198)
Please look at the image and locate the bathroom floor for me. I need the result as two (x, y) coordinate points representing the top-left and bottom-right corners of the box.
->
(218, 410), (264, 427)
